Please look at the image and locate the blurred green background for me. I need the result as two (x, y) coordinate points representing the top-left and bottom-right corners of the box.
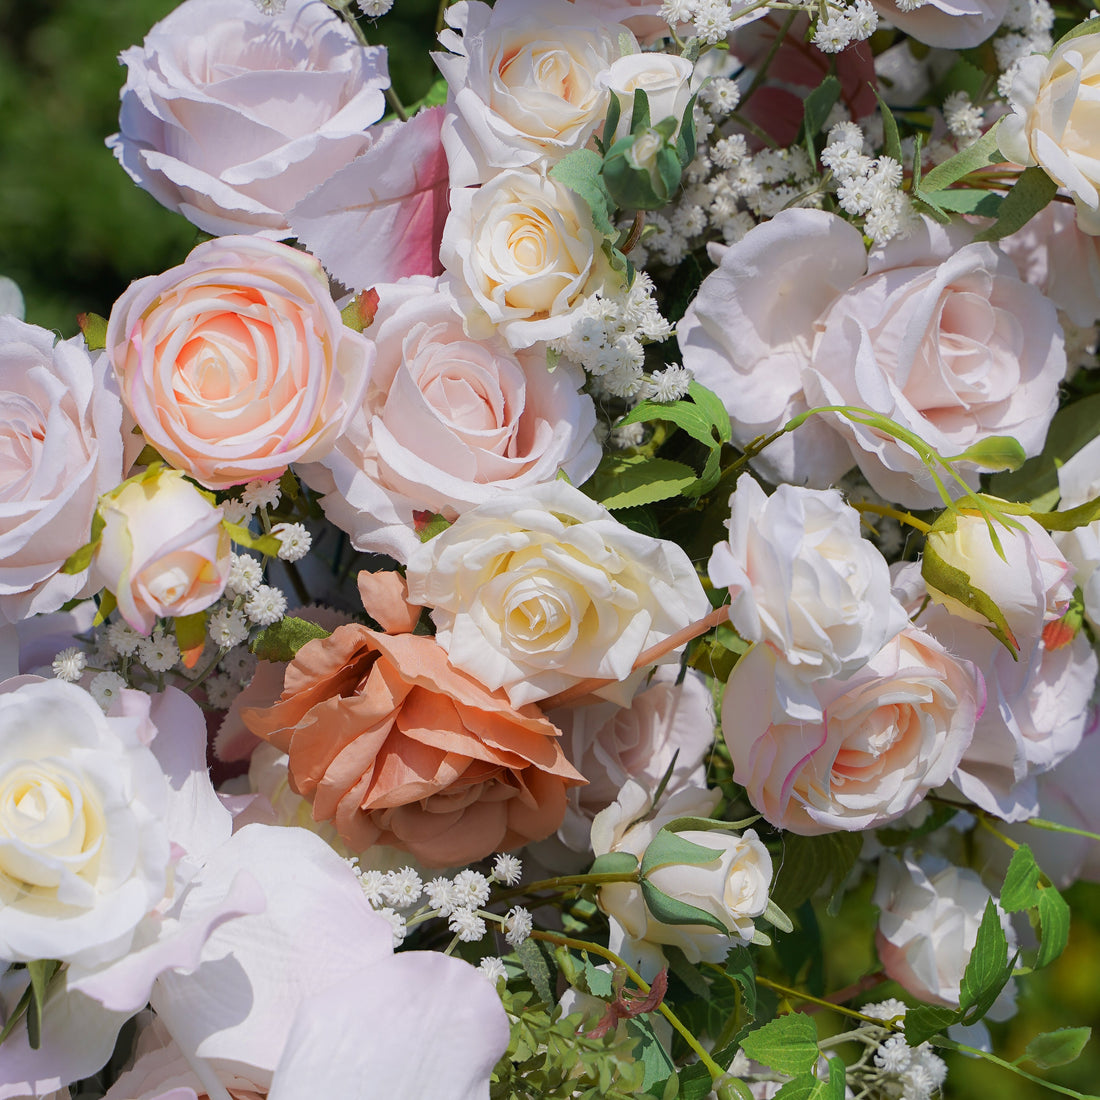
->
(0, 1), (1097, 1096)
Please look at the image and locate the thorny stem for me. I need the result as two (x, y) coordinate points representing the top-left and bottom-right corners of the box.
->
(530, 930), (728, 1083)
(851, 501), (933, 534)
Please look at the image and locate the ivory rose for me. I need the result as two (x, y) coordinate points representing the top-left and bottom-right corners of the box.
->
(0, 317), (126, 624)
(107, 236), (372, 489)
(874, 851), (1017, 1016)
(441, 170), (615, 349)
(242, 571), (584, 867)
(709, 474), (908, 718)
(999, 31), (1100, 235)
(405, 481), (711, 707)
(91, 468), (231, 636)
(298, 277), (601, 562)
(108, 0), (390, 238)
(0, 679), (170, 968)
(434, 0), (632, 186)
(722, 633), (980, 834)
(601, 52), (695, 142)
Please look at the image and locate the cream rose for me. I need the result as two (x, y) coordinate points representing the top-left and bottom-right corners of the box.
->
(999, 31), (1100, 235)
(405, 481), (711, 707)
(0, 679), (171, 968)
(601, 52), (695, 142)
(723, 633), (980, 834)
(0, 318), (126, 625)
(107, 235), (372, 489)
(298, 277), (601, 562)
(91, 468), (231, 635)
(709, 474), (908, 719)
(434, 0), (632, 186)
(108, 0), (390, 238)
(442, 170), (615, 349)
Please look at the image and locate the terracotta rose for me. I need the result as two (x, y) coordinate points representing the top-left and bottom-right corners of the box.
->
(242, 571), (584, 867)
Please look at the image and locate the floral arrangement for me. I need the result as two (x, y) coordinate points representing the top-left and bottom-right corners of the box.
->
(3, 0), (1100, 1096)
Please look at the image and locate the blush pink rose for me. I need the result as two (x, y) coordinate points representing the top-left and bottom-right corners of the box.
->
(0, 318), (126, 624)
(567, 0), (672, 42)
(107, 236), (372, 489)
(107, 0), (390, 238)
(298, 277), (601, 561)
(722, 632), (980, 834)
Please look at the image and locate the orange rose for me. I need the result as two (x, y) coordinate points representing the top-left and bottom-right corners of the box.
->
(241, 572), (584, 867)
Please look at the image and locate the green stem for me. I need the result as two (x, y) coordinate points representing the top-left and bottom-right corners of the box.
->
(851, 501), (932, 534)
(937, 1037), (1100, 1100)
(495, 871), (640, 905)
(1025, 817), (1100, 844)
(749, 974), (903, 1030)
(530, 930), (727, 1083)
(728, 112), (780, 149)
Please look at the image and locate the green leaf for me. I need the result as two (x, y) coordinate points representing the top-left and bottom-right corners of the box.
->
(223, 522), (282, 558)
(973, 166), (1058, 242)
(739, 1013), (820, 1078)
(77, 311), (109, 351)
(948, 434), (1027, 472)
(1036, 887), (1071, 968)
(917, 120), (1003, 193)
(873, 88), (902, 164)
(925, 189), (1004, 217)
(641, 829), (723, 876)
(1021, 1027), (1092, 1069)
(589, 852), (640, 877)
(60, 539), (97, 576)
(601, 90), (622, 151)
(726, 945), (758, 1022)
(630, 86), (652, 133)
(584, 453), (698, 509)
(1000, 845), (1043, 913)
(628, 1016), (678, 1091)
(688, 381), (732, 443)
(26, 959), (61, 1050)
(249, 616), (331, 662)
(676, 92), (699, 168)
(1030, 496), (1100, 533)
(640, 879), (731, 934)
(174, 612), (208, 664)
(1052, 19), (1100, 51)
(769, 833), (862, 914)
(416, 512), (452, 543)
(93, 589), (117, 627)
(800, 75), (841, 159)
(958, 898), (1012, 1020)
(773, 1075), (819, 1100)
(905, 1005), (960, 1046)
(822, 1056), (847, 1100)
(516, 937), (555, 1006)
(550, 149), (616, 238)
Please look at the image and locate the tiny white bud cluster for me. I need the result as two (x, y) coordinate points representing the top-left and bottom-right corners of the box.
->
(812, 0), (879, 52)
(241, 479), (281, 512)
(942, 91), (985, 143)
(272, 522), (312, 562)
(823, 124), (912, 245)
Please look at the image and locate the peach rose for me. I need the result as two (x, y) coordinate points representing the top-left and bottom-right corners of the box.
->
(106, 235), (372, 489)
(241, 571), (584, 867)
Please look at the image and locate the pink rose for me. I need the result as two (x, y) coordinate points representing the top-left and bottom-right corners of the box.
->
(868, 0), (1007, 48)
(299, 277), (601, 561)
(108, 0), (390, 238)
(107, 236), (372, 489)
(90, 468), (231, 635)
(722, 632), (979, 834)
(0, 318), (126, 624)
(567, 0), (672, 43)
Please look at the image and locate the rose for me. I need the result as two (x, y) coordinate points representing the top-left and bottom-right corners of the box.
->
(723, 633), (979, 834)
(298, 277), (601, 562)
(405, 481), (712, 707)
(874, 851), (1017, 1016)
(567, 0), (672, 44)
(549, 667), (715, 852)
(434, 0), (632, 186)
(91, 467), (231, 635)
(999, 31), (1100, 235)
(107, 0), (390, 238)
(591, 782), (772, 975)
(709, 474), (908, 718)
(0, 317), (127, 625)
(0, 679), (171, 967)
(867, 0), (1007, 48)
(923, 511), (1074, 648)
(106, 235), (372, 489)
(601, 53), (695, 142)
(441, 170), (615, 349)
(241, 571), (584, 867)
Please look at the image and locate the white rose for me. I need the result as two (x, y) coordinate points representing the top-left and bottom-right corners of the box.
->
(298, 277), (601, 562)
(108, 0), (390, 238)
(442, 170), (615, 349)
(601, 53), (695, 142)
(405, 481), (711, 707)
(999, 32), (1100, 235)
(0, 317), (126, 624)
(434, 0), (632, 186)
(0, 680), (170, 968)
(874, 851), (1017, 1017)
(709, 474), (908, 719)
(868, 0), (1007, 48)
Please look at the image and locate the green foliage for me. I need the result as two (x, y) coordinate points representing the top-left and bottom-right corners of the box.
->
(550, 149), (617, 238)
(739, 1012), (820, 1078)
(516, 938), (556, 1008)
(584, 453), (699, 509)
(1020, 1029), (1093, 1070)
(769, 833), (863, 914)
(973, 166), (1058, 242)
(958, 899), (1014, 1023)
(0, 960), (62, 1050)
(249, 616), (332, 662)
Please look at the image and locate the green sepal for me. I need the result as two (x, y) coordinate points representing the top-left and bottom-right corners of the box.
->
(630, 86), (652, 134)
(972, 165), (1058, 242)
(60, 509), (106, 575)
(639, 878), (731, 934)
(640, 828), (723, 877)
(657, 814), (762, 834)
(26, 959), (61, 1050)
(93, 589), (117, 627)
(600, 88), (622, 151)
(250, 616), (332, 662)
(676, 91), (699, 168)
(588, 851), (640, 877)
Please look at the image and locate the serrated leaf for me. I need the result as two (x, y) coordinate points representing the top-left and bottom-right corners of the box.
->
(958, 898), (1011, 1019)
(585, 454), (698, 509)
(769, 832), (862, 913)
(726, 944), (758, 1021)
(617, 401), (718, 445)
(249, 616), (331, 662)
(973, 166), (1058, 242)
(773, 1075), (819, 1100)
(1000, 845), (1043, 912)
(550, 149), (616, 238)
(688, 381), (732, 443)
(628, 1016), (677, 1091)
(589, 851), (640, 877)
(516, 937), (555, 1006)
(739, 1013), (819, 1078)
(640, 879), (731, 934)
(917, 120), (1003, 193)
(905, 1005), (959, 1046)
(1021, 1027), (1092, 1069)
(1036, 886), (1071, 968)
(822, 1056), (847, 1100)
